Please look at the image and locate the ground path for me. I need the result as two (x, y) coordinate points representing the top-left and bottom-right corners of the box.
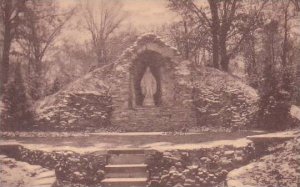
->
(0, 130), (298, 153)
(0, 131), (267, 153)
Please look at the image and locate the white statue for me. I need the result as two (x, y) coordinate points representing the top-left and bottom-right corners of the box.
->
(141, 67), (157, 106)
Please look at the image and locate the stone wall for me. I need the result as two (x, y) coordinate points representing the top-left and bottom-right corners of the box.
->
(1, 139), (280, 187)
(146, 145), (255, 187)
(0, 145), (106, 186)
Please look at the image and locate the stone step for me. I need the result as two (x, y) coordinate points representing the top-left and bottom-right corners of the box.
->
(108, 154), (146, 165)
(101, 177), (148, 187)
(132, 111), (172, 115)
(108, 149), (145, 154)
(105, 164), (147, 174)
(106, 170), (148, 178)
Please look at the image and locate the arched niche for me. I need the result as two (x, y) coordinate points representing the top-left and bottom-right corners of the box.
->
(110, 34), (197, 131)
(129, 50), (175, 108)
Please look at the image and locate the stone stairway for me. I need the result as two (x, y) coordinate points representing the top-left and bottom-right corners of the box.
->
(101, 149), (149, 187)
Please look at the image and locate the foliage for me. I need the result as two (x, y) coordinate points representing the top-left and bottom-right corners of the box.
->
(167, 0), (266, 71)
(14, 0), (75, 100)
(257, 19), (295, 130)
(0, 64), (34, 131)
(241, 0), (300, 130)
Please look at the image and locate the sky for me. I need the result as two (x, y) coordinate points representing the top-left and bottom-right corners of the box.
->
(59, 0), (178, 30)
(57, 0), (179, 42)
(121, 0), (178, 29)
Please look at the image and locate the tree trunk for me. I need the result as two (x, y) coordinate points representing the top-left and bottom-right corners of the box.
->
(219, 31), (229, 72)
(1, 29), (12, 90)
(208, 0), (220, 69)
(281, 4), (289, 68)
(183, 20), (190, 60)
(281, 3), (292, 94)
(1, 0), (13, 93)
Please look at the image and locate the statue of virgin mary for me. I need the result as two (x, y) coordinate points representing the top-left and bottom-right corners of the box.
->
(141, 67), (157, 106)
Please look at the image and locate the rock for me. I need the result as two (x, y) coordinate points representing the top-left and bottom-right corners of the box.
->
(161, 174), (169, 181)
(184, 178), (196, 186)
(183, 169), (190, 175)
(96, 169), (104, 178)
(173, 183), (184, 187)
(235, 150), (244, 156)
(224, 150), (235, 156)
(170, 166), (177, 172)
(169, 170), (178, 175)
(220, 169), (228, 176)
(175, 162), (183, 167)
(73, 171), (82, 177)
(200, 157), (211, 163)
(149, 180), (160, 187)
(234, 156), (244, 162)
(187, 165), (198, 171)
(220, 157), (232, 166)
(212, 155), (219, 161)
(208, 173), (215, 179)
(162, 169), (169, 175)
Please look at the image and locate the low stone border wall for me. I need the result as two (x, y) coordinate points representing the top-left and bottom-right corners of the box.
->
(1, 138), (279, 187)
(0, 145), (106, 186)
(145, 144), (255, 187)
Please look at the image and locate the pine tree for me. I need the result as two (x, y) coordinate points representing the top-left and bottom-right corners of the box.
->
(0, 64), (34, 131)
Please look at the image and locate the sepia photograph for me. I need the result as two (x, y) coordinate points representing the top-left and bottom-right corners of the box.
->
(0, 0), (299, 186)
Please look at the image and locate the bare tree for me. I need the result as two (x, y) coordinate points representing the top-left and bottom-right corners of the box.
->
(82, 0), (127, 65)
(15, 0), (75, 100)
(168, 0), (267, 72)
(291, 0), (300, 11)
(168, 14), (208, 59)
(0, 0), (26, 92)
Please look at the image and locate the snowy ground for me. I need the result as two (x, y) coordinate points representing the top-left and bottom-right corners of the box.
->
(0, 131), (266, 153)
(0, 155), (56, 187)
(227, 135), (299, 187)
(291, 105), (300, 120)
(1, 130), (298, 153)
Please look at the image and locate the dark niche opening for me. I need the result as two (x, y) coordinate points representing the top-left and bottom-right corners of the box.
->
(132, 50), (165, 107)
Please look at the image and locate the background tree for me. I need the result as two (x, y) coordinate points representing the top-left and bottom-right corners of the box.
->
(168, 0), (267, 71)
(41, 25), (138, 96)
(166, 16), (210, 65)
(256, 0), (299, 129)
(43, 38), (97, 95)
(82, 0), (127, 65)
(15, 0), (75, 100)
(0, 63), (34, 131)
(0, 0), (26, 93)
